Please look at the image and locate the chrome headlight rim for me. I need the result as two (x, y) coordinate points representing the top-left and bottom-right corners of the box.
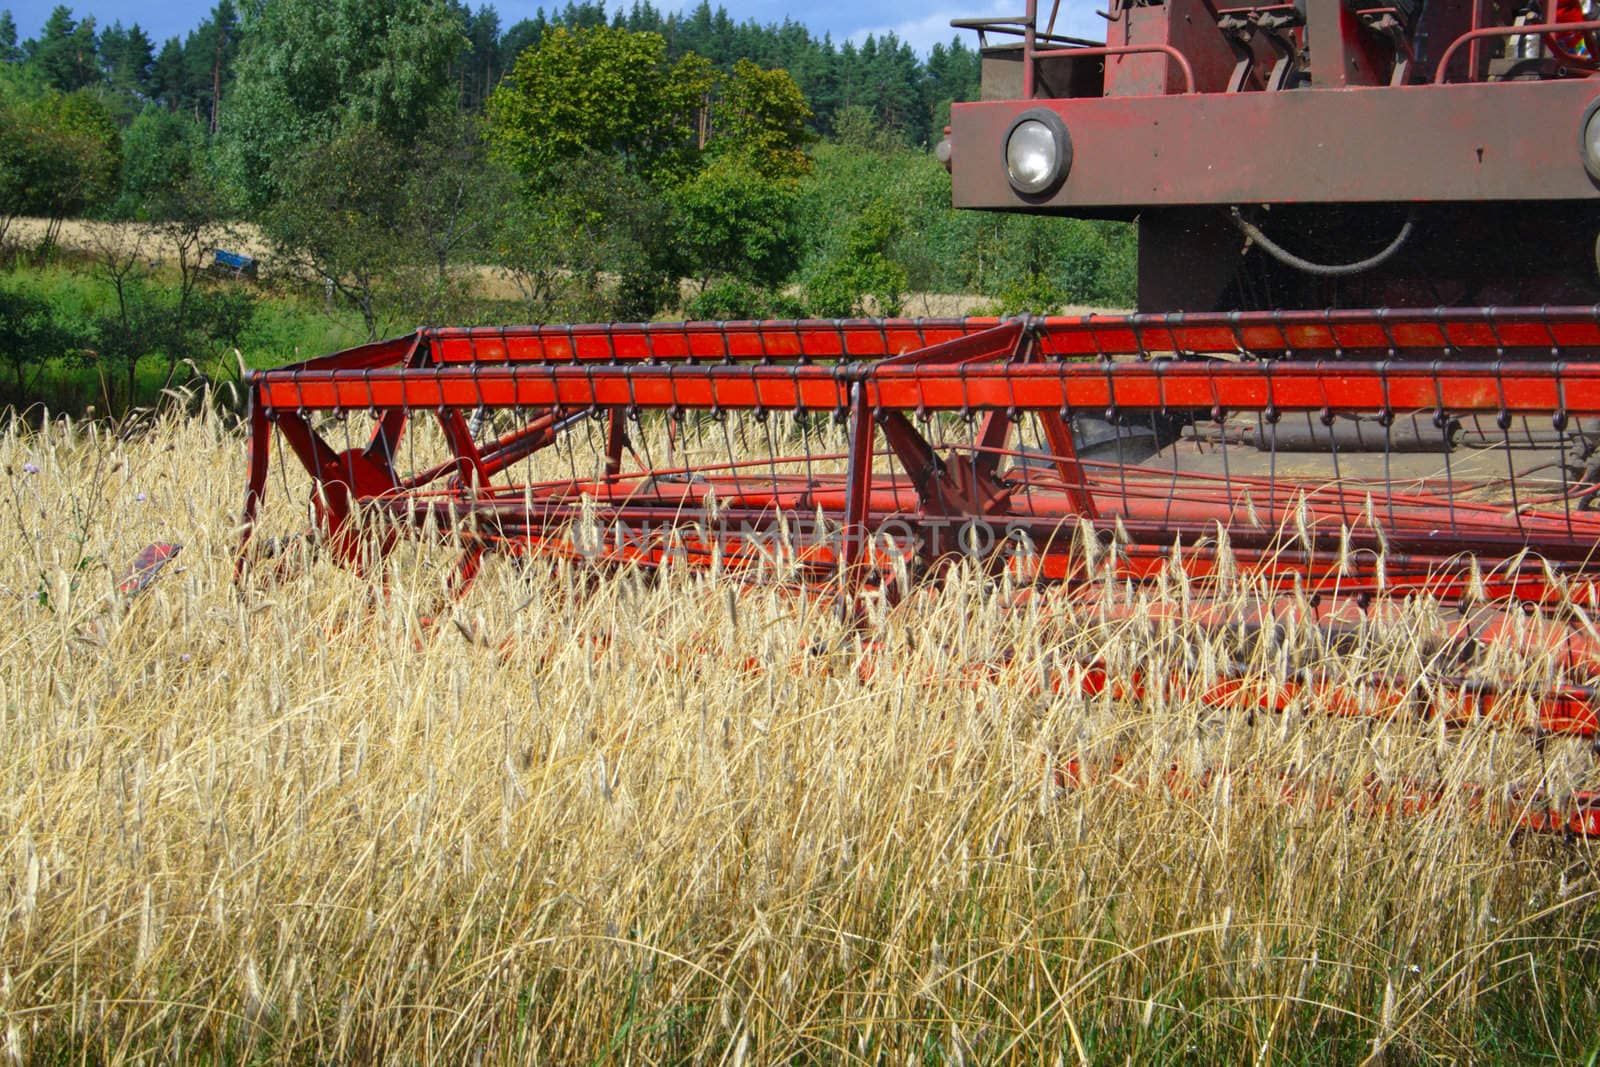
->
(1582, 97), (1600, 183)
(1004, 108), (1072, 198)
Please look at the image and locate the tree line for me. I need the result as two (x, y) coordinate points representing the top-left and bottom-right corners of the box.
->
(2, 0), (979, 145)
(0, 0), (1133, 412)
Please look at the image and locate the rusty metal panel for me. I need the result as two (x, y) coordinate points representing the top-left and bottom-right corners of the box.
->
(951, 79), (1600, 206)
(1106, 0), (1242, 96)
(984, 43), (1106, 100)
(1305, 0), (1392, 86)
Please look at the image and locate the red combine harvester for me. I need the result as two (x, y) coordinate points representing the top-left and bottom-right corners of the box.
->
(238, 0), (1600, 833)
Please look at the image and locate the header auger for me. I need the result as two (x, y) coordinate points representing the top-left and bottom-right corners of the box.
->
(238, 0), (1600, 836)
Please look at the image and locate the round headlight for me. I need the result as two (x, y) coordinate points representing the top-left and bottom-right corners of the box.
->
(1004, 109), (1071, 196)
(1584, 98), (1600, 182)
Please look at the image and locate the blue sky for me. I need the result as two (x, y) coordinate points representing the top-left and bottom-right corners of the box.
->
(4, 0), (1106, 57)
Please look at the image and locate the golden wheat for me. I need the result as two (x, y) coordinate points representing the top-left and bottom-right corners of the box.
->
(0, 403), (1595, 1064)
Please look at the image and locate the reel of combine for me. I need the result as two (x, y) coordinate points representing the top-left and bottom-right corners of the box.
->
(234, 308), (1600, 835)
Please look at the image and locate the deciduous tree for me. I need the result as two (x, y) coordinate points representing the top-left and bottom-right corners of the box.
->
(220, 0), (463, 211)
(262, 126), (418, 341)
(707, 58), (813, 179)
(0, 82), (119, 250)
(487, 24), (713, 185)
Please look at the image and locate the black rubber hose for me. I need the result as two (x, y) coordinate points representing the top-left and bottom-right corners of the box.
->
(1229, 205), (1417, 277)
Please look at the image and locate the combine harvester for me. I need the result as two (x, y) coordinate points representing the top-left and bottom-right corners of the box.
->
(238, 0), (1600, 833)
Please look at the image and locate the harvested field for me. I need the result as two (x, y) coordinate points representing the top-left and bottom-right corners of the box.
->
(0, 405), (1597, 1063)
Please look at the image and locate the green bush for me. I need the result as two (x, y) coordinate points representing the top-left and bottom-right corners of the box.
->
(795, 143), (1139, 312)
(681, 279), (805, 320)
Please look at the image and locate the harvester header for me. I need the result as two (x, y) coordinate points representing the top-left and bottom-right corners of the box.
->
(237, 0), (1600, 835)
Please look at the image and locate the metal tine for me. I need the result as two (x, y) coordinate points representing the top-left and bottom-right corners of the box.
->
(1495, 361), (1527, 537)
(717, 404), (740, 509)
(961, 363), (980, 514)
(1379, 364), (1397, 534)
(275, 415), (295, 517)
(793, 364), (816, 488)
(1103, 359), (1129, 521)
(1430, 360), (1460, 538)
(1316, 358), (1349, 534)
(581, 407), (603, 485)
(753, 362), (782, 509)
(1001, 350), (1022, 513)
(555, 377), (582, 490)
(575, 361), (601, 484)
(1371, 313), (1405, 539)
(1017, 407), (1038, 514)
(1262, 359), (1278, 537)
(404, 388), (419, 505)
(1557, 365), (1575, 537)
(758, 406), (784, 562)
(623, 369), (658, 502)
(1160, 356), (1179, 533)
(920, 399), (954, 536)
(1210, 359), (1238, 538)
(563, 322), (579, 365)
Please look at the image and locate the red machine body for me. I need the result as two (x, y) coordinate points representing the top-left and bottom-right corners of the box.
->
(946, 0), (1600, 310)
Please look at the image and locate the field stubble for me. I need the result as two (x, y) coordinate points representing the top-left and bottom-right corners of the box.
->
(0, 404), (1597, 1064)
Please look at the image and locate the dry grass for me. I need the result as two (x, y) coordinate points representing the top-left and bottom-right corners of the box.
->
(0, 405), (1598, 1065)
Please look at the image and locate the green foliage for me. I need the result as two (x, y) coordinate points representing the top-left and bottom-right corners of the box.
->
(681, 278), (804, 320)
(925, 38), (981, 134)
(0, 273), (82, 392)
(0, 11), (19, 63)
(97, 19), (154, 99)
(26, 5), (101, 91)
(488, 26), (817, 320)
(796, 143), (1139, 314)
(980, 274), (1069, 317)
(708, 58), (813, 179)
(81, 276), (253, 407)
(803, 199), (907, 317)
(403, 111), (503, 279)
(672, 155), (800, 290)
(488, 25), (713, 186)
(114, 107), (205, 220)
(0, 79), (120, 246)
(2, 262), (360, 395)
(220, 0), (464, 211)
(0, 262), (267, 412)
(173, 1), (239, 132)
(261, 125), (418, 340)
(671, 60), (812, 297)
(829, 103), (901, 153)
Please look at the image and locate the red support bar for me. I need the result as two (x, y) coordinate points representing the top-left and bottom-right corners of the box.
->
(254, 359), (1600, 417)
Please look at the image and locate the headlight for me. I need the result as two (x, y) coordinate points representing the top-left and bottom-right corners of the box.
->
(1004, 109), (1071, 196)
(1584, 98), (1600, 182)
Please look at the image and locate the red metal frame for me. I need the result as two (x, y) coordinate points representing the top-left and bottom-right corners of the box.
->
(242, 308), (1600, 582)
(239, 308), (1600, 836)
(948, 0), (1600, 212)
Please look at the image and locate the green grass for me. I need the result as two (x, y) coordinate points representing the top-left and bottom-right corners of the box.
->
(0, 263), (371, 414)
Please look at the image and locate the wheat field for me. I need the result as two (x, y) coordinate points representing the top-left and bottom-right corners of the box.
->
(0, 403), (1597, 1065)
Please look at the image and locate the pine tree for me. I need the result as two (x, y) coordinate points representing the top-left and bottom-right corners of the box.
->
(27, 6), (102, 91)
(100, 21), (155, 97)
(151, 37), (186, 110)
(0, 10), (20, 63)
